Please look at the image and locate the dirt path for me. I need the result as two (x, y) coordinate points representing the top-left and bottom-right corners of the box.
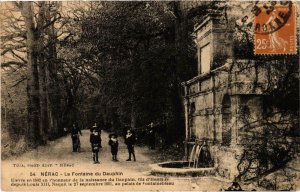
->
(2, 130), (228, 191)
(3, 130), (157, 174)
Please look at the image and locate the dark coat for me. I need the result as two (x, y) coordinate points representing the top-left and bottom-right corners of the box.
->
(71, 127), (82, 136)
(108, 139), (119, 154)
(90, 133), (101, 152)
(125, 134), (136, 147)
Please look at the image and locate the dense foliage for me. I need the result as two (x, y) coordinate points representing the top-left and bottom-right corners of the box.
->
(1, 2), (299, 189)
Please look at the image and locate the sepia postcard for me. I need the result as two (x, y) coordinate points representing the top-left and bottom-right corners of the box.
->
(1, 1), (299, 191)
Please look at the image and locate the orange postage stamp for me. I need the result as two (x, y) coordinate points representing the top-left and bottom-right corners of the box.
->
(254, 2), (297, 55)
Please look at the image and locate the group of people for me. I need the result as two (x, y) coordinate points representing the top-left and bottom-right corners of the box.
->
(68, 123), (136, 164)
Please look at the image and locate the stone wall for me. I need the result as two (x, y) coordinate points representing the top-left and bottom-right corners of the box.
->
(185, 58), (280, 141)
(183, 59), (274, 180)
(211, 145), (243, 180)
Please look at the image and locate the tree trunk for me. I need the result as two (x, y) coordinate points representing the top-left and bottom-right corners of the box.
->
(45, 3), (62, 138)
(130, 79), (137, 129)
(21, 2), (41, 147)
(38, 56), (49, 143)
(36, 2), (48, 144)
(130, 106), (137, 129)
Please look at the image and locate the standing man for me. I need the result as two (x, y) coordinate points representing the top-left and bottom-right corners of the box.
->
(125, 129), (136, 161)
(90, 128), (101, 164)
(70, 123), (82, 152)
(148, 122), (156, 149)
(90, 123), (102, 148)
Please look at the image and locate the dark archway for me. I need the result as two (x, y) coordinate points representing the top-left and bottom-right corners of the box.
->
(221, 94), (232, 146)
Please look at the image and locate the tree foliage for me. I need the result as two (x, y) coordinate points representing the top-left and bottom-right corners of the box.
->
(1, 2), (80, 147)
(1, 3), (298, 189)
(66, 2), (186, 141)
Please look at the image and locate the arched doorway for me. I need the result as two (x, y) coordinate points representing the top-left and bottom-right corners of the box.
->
(221, 94), (232, 146)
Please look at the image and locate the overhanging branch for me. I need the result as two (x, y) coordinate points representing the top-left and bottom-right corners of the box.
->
(1, 61), (26, 68)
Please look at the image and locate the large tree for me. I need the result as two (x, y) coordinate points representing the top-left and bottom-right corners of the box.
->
(1, 2), (69, 146)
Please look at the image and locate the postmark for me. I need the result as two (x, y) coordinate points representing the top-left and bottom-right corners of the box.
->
(253, 1), (297, 55)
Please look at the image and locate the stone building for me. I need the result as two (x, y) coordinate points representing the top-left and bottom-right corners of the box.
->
(181, 10), (299, 180)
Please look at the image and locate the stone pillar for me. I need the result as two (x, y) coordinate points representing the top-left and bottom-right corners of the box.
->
(230, 95), (240, 146)
(183, 97), (190, 160)
(212, 74), (217, 144)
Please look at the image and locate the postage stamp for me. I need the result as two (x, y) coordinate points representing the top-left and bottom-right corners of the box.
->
(253, 2), (297, 55)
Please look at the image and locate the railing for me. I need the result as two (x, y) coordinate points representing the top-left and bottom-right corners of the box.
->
(182, 62), (231, 97)
(182, 59), (271, 97)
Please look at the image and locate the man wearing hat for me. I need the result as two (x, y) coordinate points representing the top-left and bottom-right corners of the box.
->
(90, 123), (102, 148)
(90, 127), (101, 164)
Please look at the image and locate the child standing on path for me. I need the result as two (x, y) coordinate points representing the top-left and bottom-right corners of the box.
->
(90, 128), (101, 164)
(125, 129), (136, 161)
(108, 134), (119, 161)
